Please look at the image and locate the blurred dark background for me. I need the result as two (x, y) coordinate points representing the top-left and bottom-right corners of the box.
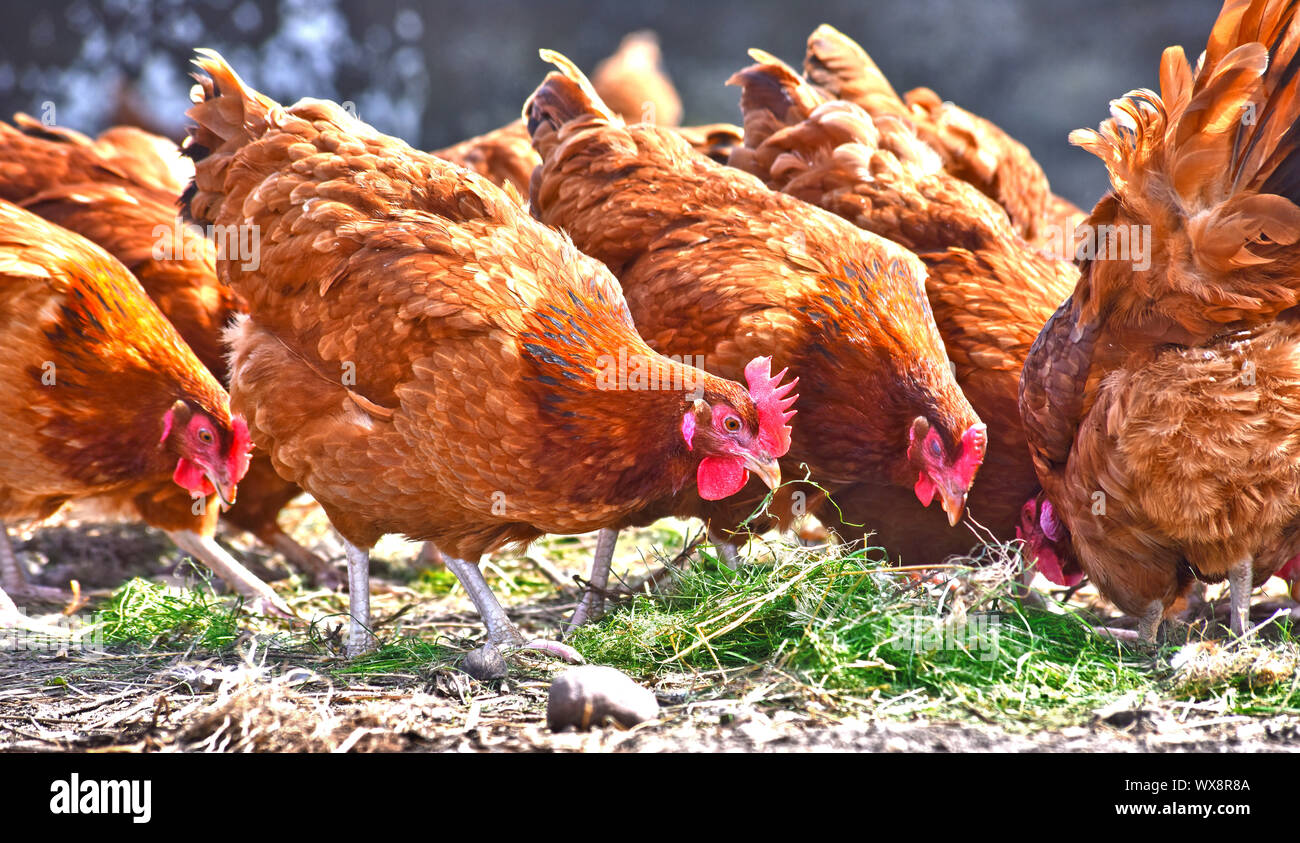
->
(0, 0), (1221, 208)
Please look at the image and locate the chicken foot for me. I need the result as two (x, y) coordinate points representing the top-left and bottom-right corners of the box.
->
(442, 554), (583, 663)
(167, 530), (295, 620)
(564, 527), (618, 636)
(0, 520), (73, 604)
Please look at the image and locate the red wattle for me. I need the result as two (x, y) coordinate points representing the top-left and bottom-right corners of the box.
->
(173, 458), (215, 497)
(914, 473), (937, 507)
(697, 457), (749, 500)
(1033, 545), (1084, 588)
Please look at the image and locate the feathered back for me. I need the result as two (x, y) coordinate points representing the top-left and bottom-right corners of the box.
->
(1070, 0), (1300, 331)
(728, 49), (824, 155)
(0, 114), (190, 204)
(804, 24), (1059, 243)
(727, 50), (943, 196)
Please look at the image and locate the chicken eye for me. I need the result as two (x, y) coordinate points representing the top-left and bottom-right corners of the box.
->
(929, 439), (943, 458)
(198, 428), (214, 445)
(723, 416), (742, 433)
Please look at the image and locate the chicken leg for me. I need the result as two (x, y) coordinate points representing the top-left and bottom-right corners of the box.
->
(709, 528), (743, 570)
(1228, 557), (1254, 638)
(442, 554), (582, 663)
(565, 527), (619, 635)
(167, 530), (294, 620)
(342, 539), (376, 657)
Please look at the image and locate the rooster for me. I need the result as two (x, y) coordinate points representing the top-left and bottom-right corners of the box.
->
(524, 52), (985, 625)
(0, 116), (338, 586)
(802, 24), (1084, 247)
(725, 52), (1081, 583)
(0, 199), (288, 619)
(182, 51), (793, 658)
(1020, 0), (1300, 639)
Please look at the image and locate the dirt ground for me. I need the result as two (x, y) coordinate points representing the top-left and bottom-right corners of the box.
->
(3, 640), (1299, 753)
(2, 511), (1298, 753)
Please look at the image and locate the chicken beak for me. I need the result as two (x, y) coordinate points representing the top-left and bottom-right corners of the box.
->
(938, 485), (967, 527)
(743, 453), (782, 491)
(205, 469), (237, 511)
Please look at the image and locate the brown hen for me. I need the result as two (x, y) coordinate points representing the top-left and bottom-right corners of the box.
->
(1020, 0), (1300, 639)
(182, 51), (791, 657)
(524, 52), (985, 624)
(0, 116), (337, 586)
(802, 24), (1085, 247)
(727, 52), (1081, 581)
(0, 199), (287, 619)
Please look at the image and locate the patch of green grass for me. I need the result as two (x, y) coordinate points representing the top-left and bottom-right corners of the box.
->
(1162, 619), (1300, 716)
(331, 635), (458, 676)
(413, 568), (460, 596)
(96, 577), (241, 650)
(568, 539), (1299, 723)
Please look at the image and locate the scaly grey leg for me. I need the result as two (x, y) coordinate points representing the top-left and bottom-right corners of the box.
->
(444, 553), (582, 663)
(342, 539), (376, 657)
(1228, 558), (1254, 638)
(565, 528), (618, 635)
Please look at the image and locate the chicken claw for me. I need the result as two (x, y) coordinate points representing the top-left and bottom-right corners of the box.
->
(444, 554), (583, 664)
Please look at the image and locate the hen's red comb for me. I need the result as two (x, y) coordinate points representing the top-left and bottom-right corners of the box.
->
(744, 356), (798, 456)
(229, 416), (253, 483)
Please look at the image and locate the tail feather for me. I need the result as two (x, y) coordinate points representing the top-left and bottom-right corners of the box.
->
(803, 24), (907, 119)
(524, 50), (619, 164)
(1069, 0), (1300, 329)
(183, 48), (280, 226)
(725, 49), (823, 156)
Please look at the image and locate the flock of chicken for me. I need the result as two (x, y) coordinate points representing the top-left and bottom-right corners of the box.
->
(2, 0), (1299, 665)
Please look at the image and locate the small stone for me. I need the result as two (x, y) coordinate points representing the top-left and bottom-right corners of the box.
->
(462, 645), (508, 681)
(547, 666), (659, 732)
